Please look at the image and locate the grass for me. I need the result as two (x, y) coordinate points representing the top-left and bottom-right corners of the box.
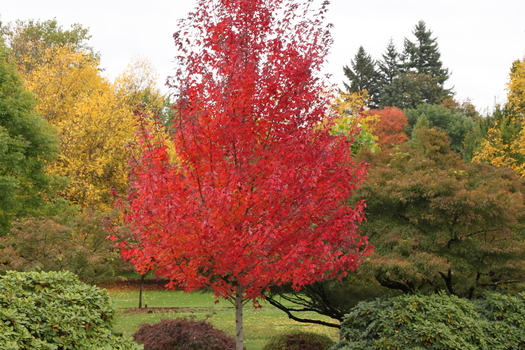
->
(108, 289), (339, 350)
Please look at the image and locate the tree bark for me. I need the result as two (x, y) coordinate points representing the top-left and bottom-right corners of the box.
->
(138, 273), (145, 309)
(235, 284), (245, 350)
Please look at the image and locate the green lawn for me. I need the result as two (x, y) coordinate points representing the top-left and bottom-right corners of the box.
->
(108, 289), (339, 350)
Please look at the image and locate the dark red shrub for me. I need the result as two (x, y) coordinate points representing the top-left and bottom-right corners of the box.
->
(132, 317), (238, 350)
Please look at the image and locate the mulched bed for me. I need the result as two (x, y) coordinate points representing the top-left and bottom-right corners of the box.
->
(99, 278), (171, 291)
(121, 307), (221, 315)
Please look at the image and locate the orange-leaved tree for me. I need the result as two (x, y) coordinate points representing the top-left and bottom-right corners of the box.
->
(366, 106), (408, 149)
(121, 0), (370, 349)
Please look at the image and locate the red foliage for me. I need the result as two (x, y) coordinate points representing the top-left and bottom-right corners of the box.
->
(133, 318), (239, 350)
(368, 106), (408, 149)
(122, 0), (369, 302)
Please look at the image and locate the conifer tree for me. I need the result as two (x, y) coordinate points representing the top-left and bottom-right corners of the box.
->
(343, 46), (381, 108)
(357, 21), (453, 109)
(403, 21), (450, 85)
(378, 38), (401, 86)
(377, 39), (403, 108)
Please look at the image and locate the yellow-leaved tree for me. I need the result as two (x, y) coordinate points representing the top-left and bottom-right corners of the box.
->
(113, 55), (167, 117)
(508, 58), (525, 120)
(3, 18), (170, 210)
(23, 45), (138, 209)
(331, 90), (380, 153)
(474, 58), (525, 175)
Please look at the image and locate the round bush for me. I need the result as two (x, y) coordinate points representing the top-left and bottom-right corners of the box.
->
(132, 317), (238, 350)
(0, 270), (141, 349)
(263, 330), (335, 350)
(332, 292), (525, 350)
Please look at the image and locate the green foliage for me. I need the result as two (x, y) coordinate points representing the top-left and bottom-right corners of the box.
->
(331, 292), (525, 350)
(382, 71), (451, 109)
(377, 38), (400, 87)
(406, 104), (476, 154)
(0, 18), (96, 75)
(0, 209), (132, 284)
(263, 330), (335, 350)
(348, 21), (452, 109)
(403, 21), (450, 85)
(474, 291), (525, 349)
(331, 90), (380, 154)
(132, 318), (238, 350)
(332, 293), (484, 350)
(0, 270), (141, 349)
(332, 119), (379, 154)
(355, 128), (525, 297)
(0, 39), (61, 235)
(343, 46), (381, 108)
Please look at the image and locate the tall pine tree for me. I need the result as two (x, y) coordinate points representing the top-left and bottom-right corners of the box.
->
(403, 20), (450, 84)
(378, 38), (401, 86)
(378, 39), (403, 108)
(343, 46), (381, 108)
(381, 21), (452, 108)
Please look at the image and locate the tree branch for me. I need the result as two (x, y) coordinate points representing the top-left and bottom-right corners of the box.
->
(439, 268), (456, 295)
(264, 295), (340, 329)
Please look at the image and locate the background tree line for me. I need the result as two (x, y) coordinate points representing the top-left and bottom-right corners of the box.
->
(343, 20), (452, 110)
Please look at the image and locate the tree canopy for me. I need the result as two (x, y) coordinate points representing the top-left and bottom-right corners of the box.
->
(0, 39), (60, 234)
(474, 57), (525, 175)
(0, 19), (95, 76)
(121, 1), (370, 348)
(2, 19), (165, 210)
(357, 126), (525, 297)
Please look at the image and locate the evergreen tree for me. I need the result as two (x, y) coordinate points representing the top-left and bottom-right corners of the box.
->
(377, 39), (403, 108)
(378, 38), (401, 86)
(403, 20), (451, 88)
(381, 21), (452, 108)
(343, 46), (381, 108)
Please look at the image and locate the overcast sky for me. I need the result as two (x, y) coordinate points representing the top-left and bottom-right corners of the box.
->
(2, 0), (525, 113)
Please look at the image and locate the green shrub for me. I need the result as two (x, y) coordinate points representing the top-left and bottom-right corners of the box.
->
(331, 293), (482, 350)
(263, 330), (335, 350)
(132, 317), (239, 350)
(474, 291), (525, 350)
(331, 292), (525, 350)
(0, 270), (141, 349)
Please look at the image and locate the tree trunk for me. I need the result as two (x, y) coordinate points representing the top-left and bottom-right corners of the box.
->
(235, 284), (245, 350)
(138, 273), (145, 309)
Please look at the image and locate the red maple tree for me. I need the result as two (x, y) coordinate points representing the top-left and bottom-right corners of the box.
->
(368, 106), (408, 149)
(122, 0), (369, 348)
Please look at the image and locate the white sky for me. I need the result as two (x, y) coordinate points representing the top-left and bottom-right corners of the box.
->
(2, 0), (525, 113)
